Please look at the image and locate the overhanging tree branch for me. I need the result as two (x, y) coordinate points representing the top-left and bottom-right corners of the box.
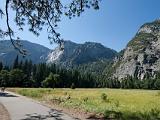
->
(5, 0), (27, 56)
(2, 0), (101, 55)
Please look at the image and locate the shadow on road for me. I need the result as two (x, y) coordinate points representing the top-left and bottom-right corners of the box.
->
(21, 109), (70, 120)
(0, 92), (17, 97)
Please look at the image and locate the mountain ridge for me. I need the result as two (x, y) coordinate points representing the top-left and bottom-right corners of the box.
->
(0, 40), (117, 68)
(47, 40), (117, 67)
(0, 40), (50, 65)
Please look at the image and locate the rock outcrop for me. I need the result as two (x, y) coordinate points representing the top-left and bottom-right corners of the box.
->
(47, 40), (117, 67)
(113, 19), (160, 80)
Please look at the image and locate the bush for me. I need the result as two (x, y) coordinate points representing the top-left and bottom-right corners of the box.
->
(63, 92), (68, 95)
(70, 83), (76, 89)
(65, 94), (71, 100)
(42, 73), (61, 88)
(154, 79), (160, 90)
(149, 108), (160, 119)
(104, 110), (122, 119)
(101, 93), (107, 101)
(114, 100), (120, 108)
(83, 97), (89, 102)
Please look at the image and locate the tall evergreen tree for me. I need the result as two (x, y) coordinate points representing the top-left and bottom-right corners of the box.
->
(0, 62), (3, 71)
(0, 70), (9, 87)
(154, 79), (160, 90)
(13, 55), (19, 69)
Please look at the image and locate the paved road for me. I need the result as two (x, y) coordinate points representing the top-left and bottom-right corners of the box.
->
(0, 91), (76, 120)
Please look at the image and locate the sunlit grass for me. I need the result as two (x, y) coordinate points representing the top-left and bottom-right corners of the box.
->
(8, 88), (160, 119)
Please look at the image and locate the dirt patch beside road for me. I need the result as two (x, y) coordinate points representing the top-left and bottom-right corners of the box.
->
(0, 102), (10, 120)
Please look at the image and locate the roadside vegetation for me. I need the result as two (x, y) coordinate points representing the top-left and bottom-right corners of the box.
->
(9, 88), (160, 120)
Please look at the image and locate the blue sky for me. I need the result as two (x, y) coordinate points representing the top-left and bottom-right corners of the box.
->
(0, 0), (160, 51)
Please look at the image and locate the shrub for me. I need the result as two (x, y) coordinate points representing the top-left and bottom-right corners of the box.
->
(83, 97), (89, 102)
(64, 92), (68, 95)
(114, 100), (120, 108)
(70, 83), (76, 89)
(47, 89), (51, 93)
(119, 109), (160, 120)
(149, 108), (160, 119)
(104, 110), (122, 119)
(101, 93), (107, 101)
(65, 94), (71, 100)
(42, 73), (61, 88)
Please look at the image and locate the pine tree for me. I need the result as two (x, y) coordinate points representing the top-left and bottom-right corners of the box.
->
(18, 60), (23, 69)
(154, 79), (160, 90)
(0, 70), (9, 87)
(13, 55), (19, 69)
(0, 62), (3, 71)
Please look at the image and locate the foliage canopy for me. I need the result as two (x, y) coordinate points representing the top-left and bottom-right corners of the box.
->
(0, 0), (100, 55)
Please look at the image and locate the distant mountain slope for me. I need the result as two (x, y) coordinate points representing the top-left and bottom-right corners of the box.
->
(111, 19), (160, 80)
(0, 40), (50, 65)
(0, 40), (117, 71)
(47, 40), (117, 67)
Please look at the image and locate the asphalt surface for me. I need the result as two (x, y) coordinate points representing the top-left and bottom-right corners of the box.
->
(0, 91), (76, 120)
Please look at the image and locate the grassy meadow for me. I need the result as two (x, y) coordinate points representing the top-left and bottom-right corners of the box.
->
(8, 88), (160, 119)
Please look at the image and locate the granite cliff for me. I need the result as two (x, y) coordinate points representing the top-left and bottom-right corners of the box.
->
(113, 19), (160, 80)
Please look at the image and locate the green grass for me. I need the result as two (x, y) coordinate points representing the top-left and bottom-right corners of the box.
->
(8, 88), (160, 119)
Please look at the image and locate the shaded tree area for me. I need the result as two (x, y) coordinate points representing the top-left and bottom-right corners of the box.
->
(0, 56), (160, 89)
(98, 75), (160, 90)
(0, 56), (96, 88)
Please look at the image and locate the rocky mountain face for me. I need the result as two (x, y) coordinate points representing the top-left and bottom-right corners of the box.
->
(2, 20), (160, 80)
(0, 40), (117, 68)
(0, 40), (50, 65)
(47, 40), (117, 67)
(47, 41), (80, 66)
(113, 20), (160, 80)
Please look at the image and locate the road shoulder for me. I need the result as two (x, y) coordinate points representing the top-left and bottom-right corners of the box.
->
(0, 102), (10, 120)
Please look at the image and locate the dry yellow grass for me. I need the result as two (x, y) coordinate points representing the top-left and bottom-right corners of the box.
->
(9, 88), (160, 119)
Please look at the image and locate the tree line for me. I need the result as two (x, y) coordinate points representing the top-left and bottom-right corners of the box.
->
(98, 75), (160, 90)
(0, 56), (96, 88)
(0, 56), (160, 89)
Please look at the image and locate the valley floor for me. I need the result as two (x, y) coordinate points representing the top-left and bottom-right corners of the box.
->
(0, 91), (75, 120)
(8, 88), (160, 120)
